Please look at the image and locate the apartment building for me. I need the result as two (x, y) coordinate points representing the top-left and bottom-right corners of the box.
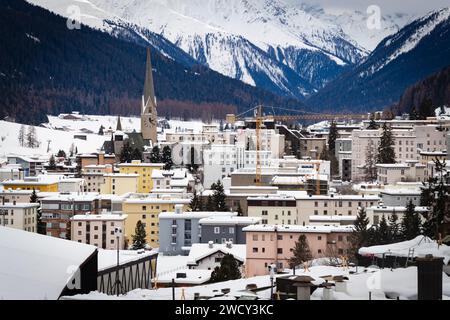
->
(76, 152), (115, 171)
(351, 125), (448, 181)
(41, 193), (101, 239)
(0, 202), (39, 232)
(299, 137), (326, 159)
(151, 168), (195, 193)
(1, 175), (61, 192)
(71, 213), (127, 250)
(247, 194), (380, 226)
(122, 194), (190, 248)
(244, 225), (353, 277)
(199, 215), (261, 245)
(376, 162), (426, 185)
(100, 173), (139, 195)
(117, 160), (164, 193)
(81, 164), (112, 193)
(6, 155), (45, 177)
(158, 208), (236, 255)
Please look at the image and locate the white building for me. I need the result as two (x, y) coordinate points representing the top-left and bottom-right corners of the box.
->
(187, 242), (246, 271)
(71, 213), (127, 250)
(0, 202), (39, 232)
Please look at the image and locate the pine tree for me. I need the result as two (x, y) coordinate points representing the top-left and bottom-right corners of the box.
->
(377, 215), (391, 245)
(328, 121), (338, 153)
(377, 123), (396, 164)
(30, 189), (45, 235)
(364, 140), (378, 182)
(162, 146), (173, 170)
(57, 150), (66, 158)
(288, 234), (312, 268)
(98, 125), (104, 135)
(388, 209), (400, 242)
(131, 220), (147, 250)
(190, 190), (202, 212)
(26, 126), (38, 148)
(367, 113), (379, 129)
(418, 98), (434, 120)
(206, 195), (215, 211)
(236, 202), (243, 216)
(131, 147), (142, 161)
(211, 180), (228, 211)
(150, 146), (161, 163)
(401, 200), (422, 240)
(409, 107), (419, 120)
(320, 145), (330, 161)
(120, 141), (133, 163)
(349, 207), (370, 259)
(210, 254), (242, 283)
(48, 155), (57, 170)
(18, 124), (26, 147)
(420, 159), (448, 239)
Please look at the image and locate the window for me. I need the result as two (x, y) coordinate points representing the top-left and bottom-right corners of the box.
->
(277, 235), (283, 240)
(318, 249), (322, 254)
(262, 210), (268, 216)
(253, 234), (258, 241)
(229, 227), (234, 234)
(338, 235), (343, 241)
(214, 227), (220, 234)
(277, 248), (283, 254)
(318, 236), (322, 240)
(252, 247), (258, 253)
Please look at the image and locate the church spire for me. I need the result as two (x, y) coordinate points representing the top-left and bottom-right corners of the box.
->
(116, 115), (122, 131)
(143, 47), (156, 112)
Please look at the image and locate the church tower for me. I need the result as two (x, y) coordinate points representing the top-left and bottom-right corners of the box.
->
(141, 48), (158, 144)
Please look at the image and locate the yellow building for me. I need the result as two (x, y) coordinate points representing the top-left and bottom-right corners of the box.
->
(100, 174), (139, 196)
(1, 178), (58, 192)
(117, 161), (164, 193)
(123, 196), (190, 247)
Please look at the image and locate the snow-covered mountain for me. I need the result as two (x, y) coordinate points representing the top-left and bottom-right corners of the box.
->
(25, 0), (423, 101)
(307, 7), (450, 111)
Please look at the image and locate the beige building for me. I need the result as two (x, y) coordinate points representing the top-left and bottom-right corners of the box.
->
(351, 124), (448, 181)
(299, 137), (327, 159)
(376, 162), (426, 184)
(122, 194), (191, 247)
(100, 174), (139, 195)
(82, 164), (113, 193)
(71, 213), (127, 250)
(0, 202), (39, 232)
(117, 161), (164, 193)
(0, 189), (34, 203)
(247, 194), (380, 226)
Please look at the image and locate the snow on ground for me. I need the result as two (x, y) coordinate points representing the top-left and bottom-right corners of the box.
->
(65, 265), (450, 300)
(155, 254), (191, 277)
(359, 236), (450, 264)
(0, 120), (108, 158)
(0, 115), (217, 159)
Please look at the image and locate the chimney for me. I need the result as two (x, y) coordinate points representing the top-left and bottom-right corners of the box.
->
(226, 241), (232, 249)
(208, 241), (214, 249)
(417, 255), (444, 300)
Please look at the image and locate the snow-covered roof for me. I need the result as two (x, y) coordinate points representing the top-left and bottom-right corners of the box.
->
(0, 203), (40, 209)
(0, 226), (97, 299)
(159, 211), (237, 220)
(309, 215), (357, 222)
(359, 236), (450, 264)
(98, 249), (158, 272)
(71, 214), (127, 221)
(41, 192), (100, 202)
(124, 198), (191, 205)
(154, 269), (212, 285)
(243, 224), (353, 233)
(199, 216), (261, 226)
(187, 243), (246, 265)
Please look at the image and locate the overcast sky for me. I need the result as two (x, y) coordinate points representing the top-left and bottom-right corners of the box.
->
(294, 0), (449, 15)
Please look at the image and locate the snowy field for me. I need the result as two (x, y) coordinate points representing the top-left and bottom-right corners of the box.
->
(0, 115), (215, 159)
(64, 265), (450, 300)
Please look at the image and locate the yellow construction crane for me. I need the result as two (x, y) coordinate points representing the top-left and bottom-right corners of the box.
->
(233, 106), (368, 187)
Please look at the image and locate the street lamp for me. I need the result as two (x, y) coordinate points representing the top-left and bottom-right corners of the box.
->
(114, 227), (123, 296)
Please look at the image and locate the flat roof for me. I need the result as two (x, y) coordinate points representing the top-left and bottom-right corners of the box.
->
(71, 214), (127, 221)
(243, 224), (353, 233)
